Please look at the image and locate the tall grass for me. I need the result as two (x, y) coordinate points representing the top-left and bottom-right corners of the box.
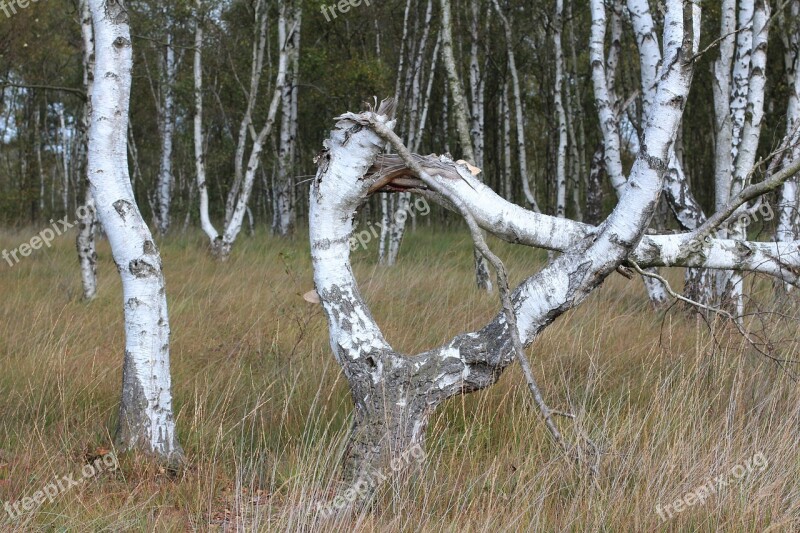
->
(0, 227), (797, 531)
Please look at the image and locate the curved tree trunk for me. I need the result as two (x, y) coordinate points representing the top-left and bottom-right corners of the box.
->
(311, 3), (699, 506)
(87, 0), (183, 462)
(193, 0), (223, 255)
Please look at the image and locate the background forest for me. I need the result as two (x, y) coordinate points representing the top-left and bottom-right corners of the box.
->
(1, 0), (800, 531)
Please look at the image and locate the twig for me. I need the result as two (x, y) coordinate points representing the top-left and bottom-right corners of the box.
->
(629, 261), (799, 381)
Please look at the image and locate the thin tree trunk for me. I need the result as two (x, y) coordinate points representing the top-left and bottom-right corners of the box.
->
(501, 81), (513, 201)
(57, 106), (70, 216)
(156, 23), (177, 236)
(439, 0), (491, 291)
(218, 0), (289, 259)
(775, 0), (800, 293)
(721, 0), (770, 316)
(193, 0), (222, 253)
(554, 0), (568, 219)
(77, 0), (98, 301)
(274, 0), (302, 237)
(492, 0), (540, 212)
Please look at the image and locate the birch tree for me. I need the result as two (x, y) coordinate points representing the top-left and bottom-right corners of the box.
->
(553, 0), (568, 219)
(196, 0), (289, 260)
(591, 0), (669, 307)
(76, 0), (98, 301)
(152, 5), (180, 236)
(774, 0), (800, 291)
(492, 0), (541, 212)
(437, 0), (491, 291)
(87, 0), (182, 462)
(382, 0), (435, 266)
(274, 0), (302, 237)
(310, 0), (709, 504)
(717, 0), (771, 316)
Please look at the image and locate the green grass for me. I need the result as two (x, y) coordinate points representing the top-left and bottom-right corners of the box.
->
(0, 227), (798, 531)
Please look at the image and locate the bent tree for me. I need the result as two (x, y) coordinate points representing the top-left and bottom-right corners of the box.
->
(87, 0), (182, 462)
(310, 0), (700, 500)
(310, 1), (800, 507)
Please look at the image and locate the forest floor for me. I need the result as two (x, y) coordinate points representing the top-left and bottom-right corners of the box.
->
(0, 227), (798, 532)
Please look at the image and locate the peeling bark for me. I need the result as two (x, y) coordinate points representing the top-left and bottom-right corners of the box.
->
(311, 2), (699, 505)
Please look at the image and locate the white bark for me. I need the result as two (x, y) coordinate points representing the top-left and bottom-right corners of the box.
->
(57, 106), (70, 215)
(385, 0), (434, 266)
(554, 0), (568, 218)
(156, 23), (177, 236)
(589, 0), (626, 195)
(193, 0), (220, 250)
(722, 0), (770, 315)
(468, 0), (485, 168)
(593, 0), (669, 306)
(77, 0), (98, 301)
(776, 0), (800, 262)
(492, 0), (540, 212)
(225, 0), (269, 226)
(439, 0), (491, 291)
(220, 5), (288, 257)
(501, 80), (513, 201)
(310, 1), (699, 491)
(275, 0), (302, 237)
(714, 0), (737, 214)
(730, 1), (755, 164)
(87, 0), (182, 461)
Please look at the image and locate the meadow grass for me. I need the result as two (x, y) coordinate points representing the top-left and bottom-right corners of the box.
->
(0, 226), (798, 531)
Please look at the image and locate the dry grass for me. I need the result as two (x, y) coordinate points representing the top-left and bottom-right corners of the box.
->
(0, 227), (798, 532)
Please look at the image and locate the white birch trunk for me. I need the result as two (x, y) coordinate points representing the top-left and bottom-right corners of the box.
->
(225, 0), (269, 227)
(439, 0), (491, 291)
(386, 0), (433, 266)
(275, 0), (302, 237)
(492, 0), (540, 212)
(592, 0), (668, 306)
(87, 0), (182, 462)
(77, 0), (98, 301)
(554, 0), (568, 219)
(193, 0), (222, 251)
(310, 1), (699, 496)
(57, 106), (70, 215)
(721, 0), (770, 315)
(775, 0), (800, 273)
(156, 25), (177, 236)
(219, 4), (288, 258)
(501, 81), (513, 201)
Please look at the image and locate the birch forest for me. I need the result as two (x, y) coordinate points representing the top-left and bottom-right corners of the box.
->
(2, 0), (800, 530)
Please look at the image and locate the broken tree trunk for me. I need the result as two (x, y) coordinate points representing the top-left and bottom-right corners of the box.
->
(310, 1), (700, 507)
